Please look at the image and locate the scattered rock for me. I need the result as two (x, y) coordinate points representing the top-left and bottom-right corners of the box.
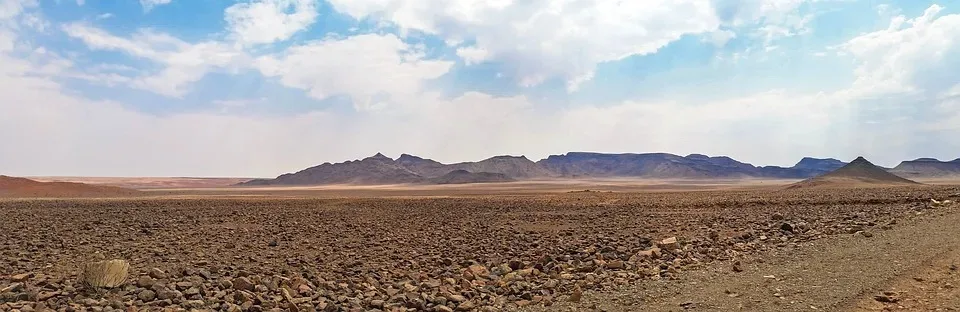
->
(638, 247), (662, 259)
(0, 283), (22, 294)
(568, 285), (583, 303)
(658, 237), (680, 251)
(138, 289), (156, 302)
(137, 276), (154, 288)
(2, 186), (951, 311)
(148, 268), (166, 279)
(10, 273), (33, 282)
(233, 277), (255, 291)
(874, 293), (899, 303)
(780, 223), (794, 233)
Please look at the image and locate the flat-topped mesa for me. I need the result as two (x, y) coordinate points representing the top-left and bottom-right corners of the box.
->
(890, 156), (960, 177)
(793, 157), (846, 170)
(487, 155), (529, 160)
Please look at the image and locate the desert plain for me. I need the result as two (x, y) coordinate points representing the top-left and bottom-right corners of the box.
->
(2, 175), (960, 312)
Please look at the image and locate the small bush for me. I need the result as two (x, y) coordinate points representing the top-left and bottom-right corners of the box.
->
(81, 259), (130, 288)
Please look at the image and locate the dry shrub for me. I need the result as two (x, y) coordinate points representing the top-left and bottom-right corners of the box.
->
(81, 259), (130, 288)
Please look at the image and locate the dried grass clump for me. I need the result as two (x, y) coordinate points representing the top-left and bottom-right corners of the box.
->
(81, 259), (130, 288)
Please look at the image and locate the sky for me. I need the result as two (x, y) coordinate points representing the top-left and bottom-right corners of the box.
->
(1, 0), (959, 177)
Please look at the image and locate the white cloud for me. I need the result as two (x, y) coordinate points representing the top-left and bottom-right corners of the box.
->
(455, 45), (489, 65)
(96, 13), (114, 20)
(76, 0), (84, 5)
(62, 23), (250, 97)
(840, 4), (960, 97)
(255, 33), (453, 110)
(224, 0), (319, 46)
(325, 0), (830, 91)
(140, 0), (172, 12)
(327, 0), (723, 91)
(705, 29), (737, 47)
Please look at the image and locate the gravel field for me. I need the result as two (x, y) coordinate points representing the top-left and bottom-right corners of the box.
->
(1, 186), (958, 311)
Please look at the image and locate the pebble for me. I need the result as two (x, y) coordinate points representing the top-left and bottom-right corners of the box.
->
(148, 268), (165, 279)
(138, 290), (156, 302)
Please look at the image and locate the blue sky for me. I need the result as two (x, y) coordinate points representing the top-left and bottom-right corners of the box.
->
(1, 0), (959, 176)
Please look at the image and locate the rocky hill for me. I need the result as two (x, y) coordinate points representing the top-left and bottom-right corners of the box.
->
(242, 153), (538, 186)
(242, 152), (953, 186)
(788, 157), (920, 189)
(241, 153), (423, 185)
(889, 158), (960, 178)
(537, 152), (748, 178)
(448, 155), (553, 179)
(537, 152), (847, 179)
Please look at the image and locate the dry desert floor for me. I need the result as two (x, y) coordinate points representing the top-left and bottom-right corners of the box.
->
(2, 180), (960, 311)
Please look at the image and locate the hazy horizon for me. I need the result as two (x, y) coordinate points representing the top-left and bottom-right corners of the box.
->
(2, 0), (959, 177)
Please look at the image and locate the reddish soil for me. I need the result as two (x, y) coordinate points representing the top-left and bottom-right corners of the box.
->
(0, 176), (140, 198)
(1, 185), (958, 311)
(27, 177), (254, 189)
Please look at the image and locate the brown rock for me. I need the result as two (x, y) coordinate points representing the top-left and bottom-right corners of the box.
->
(568, 285), (582, 303)
(11, 273), (33, 282)
(448, 294), (467, 303)
(874, 293), (898, 303)
(658, 237), (680, 250)
(148, 268), (165, 279)
(234, 277), (255, 291)
(456, 301), (476, 311)
(137, 276), (154, 288)
(638, 247), (662, 259)
(606, 260), (625, 270)
(138, 289), (156, 301)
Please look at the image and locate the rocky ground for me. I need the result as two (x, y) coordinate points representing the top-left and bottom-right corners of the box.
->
(1, 186), (958, 311)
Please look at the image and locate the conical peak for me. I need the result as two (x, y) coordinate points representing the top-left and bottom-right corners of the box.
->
(365, 152), (393, 161)
(850, 156), (870, 164)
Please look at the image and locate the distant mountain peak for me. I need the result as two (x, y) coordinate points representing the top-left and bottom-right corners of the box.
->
(397, 153), (423, 160)
(793, 157), (845, 170)
(789, 156), (919, 188)
(910, 157), (941, 162)
(365, 152), (393, 161)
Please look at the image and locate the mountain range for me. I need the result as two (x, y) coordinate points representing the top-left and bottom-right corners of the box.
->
(240, 152), (960, 186)
(789, 157), (920, 189)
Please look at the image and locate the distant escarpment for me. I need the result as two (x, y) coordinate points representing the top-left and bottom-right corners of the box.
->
(241, 151), (953, 186)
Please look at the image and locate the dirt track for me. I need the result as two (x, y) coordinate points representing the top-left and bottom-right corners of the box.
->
(1, 186), (958, 311)
(527, 192), (960, 311)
